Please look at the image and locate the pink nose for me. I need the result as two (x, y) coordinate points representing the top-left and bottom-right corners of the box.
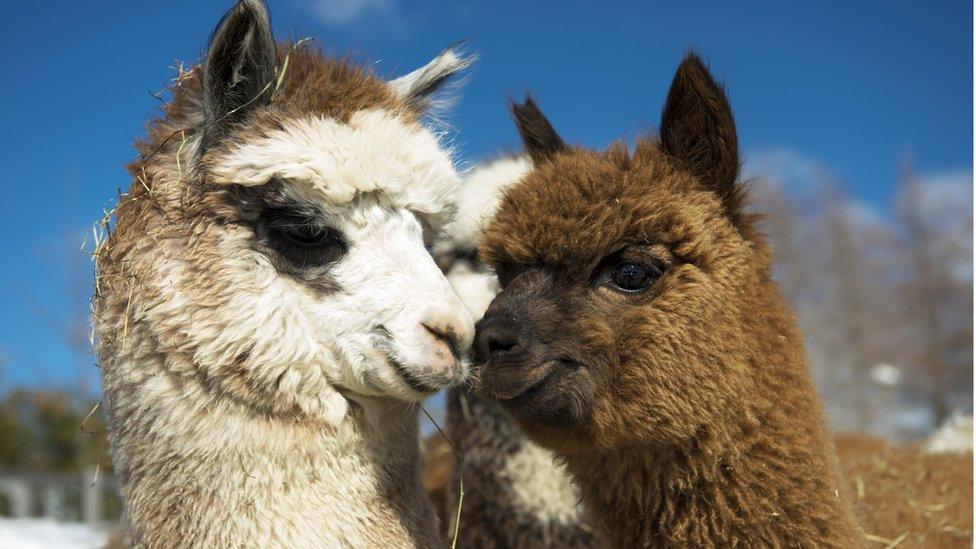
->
(419, 304), (474, 375)
(421, 324), (456, 376)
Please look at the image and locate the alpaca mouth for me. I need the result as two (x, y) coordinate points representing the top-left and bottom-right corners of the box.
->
(484, 359), (587, 426)
(371, 326), (443, 395)
(481, 359), (558, 402)
(388, 356), (442, 394)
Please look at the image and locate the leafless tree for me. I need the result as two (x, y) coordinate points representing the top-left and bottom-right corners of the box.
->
(896, 161), (973, 425)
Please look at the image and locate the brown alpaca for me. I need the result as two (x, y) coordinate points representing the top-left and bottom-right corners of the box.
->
(473, 54), (863, 547)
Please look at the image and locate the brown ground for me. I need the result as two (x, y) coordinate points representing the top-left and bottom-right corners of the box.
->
(423, 432), (973, 548)
(835, 433), (972, 548)
(420, 433), (455, 536)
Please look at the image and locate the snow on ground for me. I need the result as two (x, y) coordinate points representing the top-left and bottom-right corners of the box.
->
(0, 518), (110, 549)
(924, 414), (974, 454)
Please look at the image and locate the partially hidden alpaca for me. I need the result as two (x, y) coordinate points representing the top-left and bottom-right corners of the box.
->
(473, 54), (863, 546)
(94, 1), (475, 546)
(432, 157), (599, 547)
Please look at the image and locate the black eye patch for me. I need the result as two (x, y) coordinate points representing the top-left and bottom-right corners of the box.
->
(261, 208), (346, 269)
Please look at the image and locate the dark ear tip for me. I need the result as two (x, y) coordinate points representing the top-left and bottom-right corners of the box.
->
(508, 92), (566, 163)
(506, 93), (522, 110)
(234, 0), (269, 18)
(676, 52), (710, 78)
(508, 93), (538, 119)
(680, 51), (706, 66)
(209, 0), (272, 50)
(217, 0), (271, 36)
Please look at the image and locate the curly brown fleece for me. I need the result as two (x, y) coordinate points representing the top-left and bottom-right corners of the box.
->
(473, 54), (863, 547)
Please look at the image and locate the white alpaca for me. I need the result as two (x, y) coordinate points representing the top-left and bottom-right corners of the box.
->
(435, 156), (597, 547)
(93, 1), (474, 546)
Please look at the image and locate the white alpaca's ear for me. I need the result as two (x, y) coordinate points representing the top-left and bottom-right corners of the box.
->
(202, 0), (276, 148)
(389, 45), (475, 114)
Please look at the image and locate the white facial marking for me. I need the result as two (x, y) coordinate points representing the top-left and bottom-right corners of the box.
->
(198, 109), (474, 420)
(446, 260), (500, 319)
(440, 155), (532, 253)
(210, 109), (460, 228)
(321, 202), (473, 400)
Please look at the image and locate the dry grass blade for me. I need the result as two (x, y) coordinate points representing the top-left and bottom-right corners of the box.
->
(90, 461), (101, 488)
(273, 37), (314, 98)
(121, 278), (135, 351)
(420, 404), (463, 549)
(458, 391), (472, 423)
(80, 401), (106, 435)
(883, 531), (909, 548)
(175, 129), (187, 179)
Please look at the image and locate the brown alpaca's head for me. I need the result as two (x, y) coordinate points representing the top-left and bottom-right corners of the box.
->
(474, 54), (769, 452)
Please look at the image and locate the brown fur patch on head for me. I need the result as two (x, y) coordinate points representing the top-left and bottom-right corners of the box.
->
(481, 139), (752, 275)
(134, 42), (408, 165)
(264, 46), (407, 123)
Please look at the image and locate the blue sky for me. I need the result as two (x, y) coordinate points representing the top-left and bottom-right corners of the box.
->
(0, 0), (971, 390)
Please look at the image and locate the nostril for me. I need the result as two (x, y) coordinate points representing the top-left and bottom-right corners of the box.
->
(487, 332), (517, 353)
(474, 319), (521, 360)
(421, 322), (459, 358)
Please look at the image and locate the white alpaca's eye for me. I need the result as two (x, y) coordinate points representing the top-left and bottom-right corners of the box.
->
(261, 209), (347, 269)
(280, 224), (330, 245)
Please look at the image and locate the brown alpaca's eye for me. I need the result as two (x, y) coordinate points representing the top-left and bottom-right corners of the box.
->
(609, 262), (658, 293)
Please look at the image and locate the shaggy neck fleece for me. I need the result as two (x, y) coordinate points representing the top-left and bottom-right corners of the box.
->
(562, 277), (861, 547)
(102, 335), (436, 547)
(445, 389), (598, 548)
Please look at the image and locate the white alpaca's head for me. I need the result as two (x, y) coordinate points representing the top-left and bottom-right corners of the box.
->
(102, 0), (475, 425)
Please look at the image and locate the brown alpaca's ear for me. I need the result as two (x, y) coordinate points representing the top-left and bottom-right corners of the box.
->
(660, 53), (743, 219)
(511, 96), (567, 164)
(202, 0), (277, 149)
